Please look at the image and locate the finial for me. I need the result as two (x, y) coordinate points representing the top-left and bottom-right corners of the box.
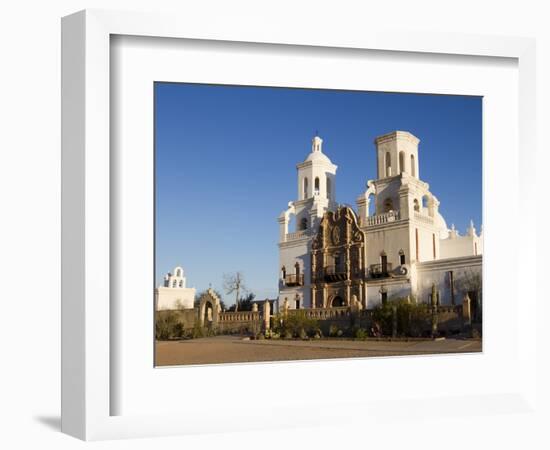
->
(311, 134), (323, 152)
(468, 219), (476, 236)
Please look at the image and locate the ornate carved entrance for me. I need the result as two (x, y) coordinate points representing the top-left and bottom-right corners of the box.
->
(311, 206), (367, 308)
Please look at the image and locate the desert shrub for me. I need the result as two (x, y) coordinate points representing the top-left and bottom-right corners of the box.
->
(371, 299), (430, 337)
(370, 302), (394, 336)
(155, 311), (183, 340)
(273, 312), (319, 338)
(354, 328), (369, 340)
(191, 323), (205, 339)
(328, 324), (339, 337)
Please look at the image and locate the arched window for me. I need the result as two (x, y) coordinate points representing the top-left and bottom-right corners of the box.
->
(176, 268), (181, 277)
(281, 266), (286, 279)
(399, 151), (405, 174)
(179, 280), (183, 288)
(326, 176), (332, 199)
(410, 154), (416, 177)
(172, 279), (177, 288)
(422, 195), (429, 209)
(299, 217), (308, 230)
(303, 177), (308, 199)
(399, 249), (405, 265)
(314, 177), (320, 195)
(295, 262), (300, 278)
(413, 198), (420, 212)
(383, 198), (393, 213)
(385, 152), (392, 177)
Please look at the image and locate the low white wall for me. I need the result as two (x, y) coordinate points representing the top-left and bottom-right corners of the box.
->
(155, 286), (196, 310)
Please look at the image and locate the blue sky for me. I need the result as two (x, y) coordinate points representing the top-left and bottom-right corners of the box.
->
(155, 83), (482, 302)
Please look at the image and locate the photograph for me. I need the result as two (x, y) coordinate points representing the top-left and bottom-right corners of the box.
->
(153, 83), (483, 366)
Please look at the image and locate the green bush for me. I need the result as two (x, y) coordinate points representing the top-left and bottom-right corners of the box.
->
(155, 311), (184, 340)
(191, 323), (205, 339)
(354, 328), (369, 340)
(273, 312), (319, 338)
(370, 302), (394, 336)
(370, 299), (430, 337)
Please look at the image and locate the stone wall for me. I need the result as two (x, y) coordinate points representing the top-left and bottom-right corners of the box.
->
(286, 307), (354, 334)
(285, 304), (465, 336)
(156, 308), (197, 331)
(157, 302), (466, 339)
(217, 311), (263, 334)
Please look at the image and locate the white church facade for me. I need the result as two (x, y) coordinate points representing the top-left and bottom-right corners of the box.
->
(278, 131), (482, 313)
(155, 266), (196, 310)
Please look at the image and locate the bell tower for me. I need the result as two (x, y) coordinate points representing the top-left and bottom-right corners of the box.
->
(375, 131), (420, 180)
(296, 135), (337, 204)
(277, 135), (338, 310)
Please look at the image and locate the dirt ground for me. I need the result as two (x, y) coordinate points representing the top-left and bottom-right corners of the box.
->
(155, 335), (482, 366)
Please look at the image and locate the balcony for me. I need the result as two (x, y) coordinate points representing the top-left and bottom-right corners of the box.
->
(283, 274), (304, 287)
(369, 263), (393, 279)
(285, 230), (308, 241)
(323, 265), (347, 283)
(365, 211), (400, 227)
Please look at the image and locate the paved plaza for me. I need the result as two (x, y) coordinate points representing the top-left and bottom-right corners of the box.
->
(155, 335), (482, 366)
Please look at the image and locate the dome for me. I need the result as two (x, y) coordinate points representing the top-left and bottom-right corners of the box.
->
(303, 135), (334, 165)
(305, 150), (333, 164)
(435, 212), (449, 239)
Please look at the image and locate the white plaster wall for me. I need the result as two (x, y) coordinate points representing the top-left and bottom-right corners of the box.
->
(366, 279), (412, 307)
(278, 237), (311, 308)
(440, 233), (483, 258)
(416, 256), (482, 306)
(410, 221), (440, 263)
(366, 223), (411, 269)
(155, 286), (196, 310)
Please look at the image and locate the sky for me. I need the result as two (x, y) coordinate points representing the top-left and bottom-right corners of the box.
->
(155, 83), (482, 303)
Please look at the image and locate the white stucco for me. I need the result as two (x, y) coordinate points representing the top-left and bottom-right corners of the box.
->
(278, 136), (338, 309)
(278, 131), (483, 309)
(155, 266), (196, 310)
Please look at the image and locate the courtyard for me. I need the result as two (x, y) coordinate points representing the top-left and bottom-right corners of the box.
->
(155, 335), (482, 366)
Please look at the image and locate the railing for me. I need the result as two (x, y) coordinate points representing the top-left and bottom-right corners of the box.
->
(369, 263), (393, 279)
(323, 265), (347, 282)
(365, 210), (400, 227)
(287, 306), (351, 319)
(283, 274), (304, 286)
(286, 230), (308, 241)
(414, 211), (434, 224)
(218, 311), (260, 322)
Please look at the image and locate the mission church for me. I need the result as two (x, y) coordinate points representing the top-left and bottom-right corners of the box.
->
(278, 131), (482, 312)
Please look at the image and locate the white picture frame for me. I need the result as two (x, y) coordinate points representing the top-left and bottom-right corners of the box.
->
(61, 9), (538, 441)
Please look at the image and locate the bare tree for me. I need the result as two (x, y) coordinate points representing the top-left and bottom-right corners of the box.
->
(455, 268), (483, 321)
(223, 272), (247, 312)
(455, 268), (482, 296)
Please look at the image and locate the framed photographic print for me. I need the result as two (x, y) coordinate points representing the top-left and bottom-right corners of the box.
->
(62, 9), (537, 441)
(153, 82), (483, 368)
